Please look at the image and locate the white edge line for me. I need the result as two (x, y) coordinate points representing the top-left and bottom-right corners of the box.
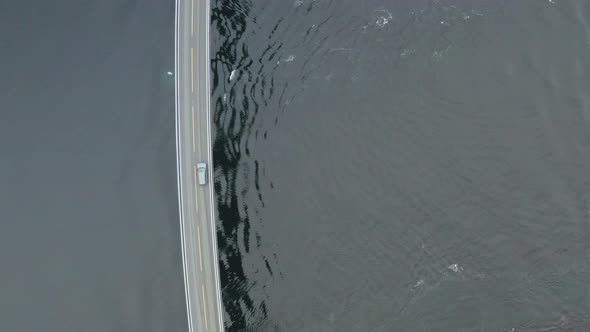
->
(205, 0), (226, 330)
(175, 1), (194, 331)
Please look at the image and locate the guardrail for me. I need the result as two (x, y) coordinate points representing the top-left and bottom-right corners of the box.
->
(174, 0), (194, 331)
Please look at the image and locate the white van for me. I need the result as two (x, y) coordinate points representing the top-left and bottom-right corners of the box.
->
(197, 162), (207, 185)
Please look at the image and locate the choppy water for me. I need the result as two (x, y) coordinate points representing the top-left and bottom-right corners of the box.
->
(212, 0), (590, 331)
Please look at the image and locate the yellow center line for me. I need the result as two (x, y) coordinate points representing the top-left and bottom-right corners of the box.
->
(191, 0), (194, 36)
(197, 225), (203, 271)
(202, 284), (209, 330)
(193, 166), (198, 212)
(191, 47), (194, 92)
(192, 105), (196, 152)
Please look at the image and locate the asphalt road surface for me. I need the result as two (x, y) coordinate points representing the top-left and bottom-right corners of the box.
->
(175, 0), (224, 331)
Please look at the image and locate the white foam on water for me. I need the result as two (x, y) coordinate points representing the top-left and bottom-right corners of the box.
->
(374, 9), (392, 29)
(447, 263), (463, 273)
(412, 279), (425, 289)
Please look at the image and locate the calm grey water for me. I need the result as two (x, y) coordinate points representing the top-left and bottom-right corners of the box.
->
(0, 1), (186, 331)
(2, 0), (590, 331)
(213, 0), (590, 331)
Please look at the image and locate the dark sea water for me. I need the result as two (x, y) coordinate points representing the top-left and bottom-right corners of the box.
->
(0, 1), (186, 331)
(213, 0), (590, 331)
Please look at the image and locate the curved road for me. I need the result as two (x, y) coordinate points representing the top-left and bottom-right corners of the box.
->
(175, 0), (224, 331)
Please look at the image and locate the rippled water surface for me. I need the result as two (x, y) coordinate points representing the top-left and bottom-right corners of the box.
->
(212, 0), (590, 331)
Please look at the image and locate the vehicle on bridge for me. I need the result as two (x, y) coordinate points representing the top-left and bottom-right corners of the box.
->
(197, 162), (207, 185)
